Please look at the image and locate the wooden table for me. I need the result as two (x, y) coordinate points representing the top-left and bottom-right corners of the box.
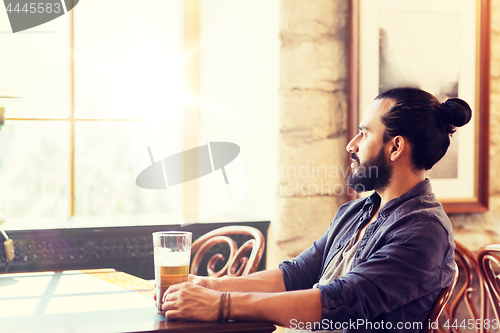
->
(0, 269), (276, 333)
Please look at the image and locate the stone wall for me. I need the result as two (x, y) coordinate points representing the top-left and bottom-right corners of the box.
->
(269, 0), (349, 268)
(271, 0), (500, 269)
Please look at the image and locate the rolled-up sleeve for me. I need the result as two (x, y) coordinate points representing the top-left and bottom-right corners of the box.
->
(317, 218), (454, 322)
(279, 228), (330, 291)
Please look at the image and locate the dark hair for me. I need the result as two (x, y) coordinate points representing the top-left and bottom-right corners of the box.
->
(376, 87), (472, 170)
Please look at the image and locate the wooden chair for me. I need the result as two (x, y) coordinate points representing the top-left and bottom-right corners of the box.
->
(477, 243), (500, 330)
(436, 241), (485, 333)
(423, 261), (459, 333)
(190, 226), (265, 277)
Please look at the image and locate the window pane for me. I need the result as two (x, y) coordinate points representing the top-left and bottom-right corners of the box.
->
(74, 121), (181, 219)
(0, 121), (70, 218)
(74, 0), (185, 120)
(0, 12), (71, 118)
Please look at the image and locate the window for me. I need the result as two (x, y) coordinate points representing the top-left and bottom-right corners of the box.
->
(0, 0), (189, 228)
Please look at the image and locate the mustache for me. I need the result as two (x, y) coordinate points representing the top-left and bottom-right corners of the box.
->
(350, 153), (360, 165)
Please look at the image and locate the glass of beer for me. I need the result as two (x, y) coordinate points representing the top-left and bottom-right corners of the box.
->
(152, 231), (192, 314)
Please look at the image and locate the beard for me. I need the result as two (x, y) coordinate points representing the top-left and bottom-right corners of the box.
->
(347, 146), (392, 193)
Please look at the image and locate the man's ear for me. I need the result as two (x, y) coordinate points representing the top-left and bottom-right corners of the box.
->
(388, 136), (405, 162)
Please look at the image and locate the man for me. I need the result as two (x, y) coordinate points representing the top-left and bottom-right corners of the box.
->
(156, 87), (471, 332)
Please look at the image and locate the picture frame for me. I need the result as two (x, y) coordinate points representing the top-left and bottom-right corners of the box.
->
(347, 0), (490, 213)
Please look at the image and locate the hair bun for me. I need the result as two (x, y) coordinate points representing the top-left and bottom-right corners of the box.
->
(438, 98), (472, 133)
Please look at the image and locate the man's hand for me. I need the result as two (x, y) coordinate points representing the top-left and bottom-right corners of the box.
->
(162, 283), (221, 321)
(188, 274), (218, 289)
(153, 274), (218, 308)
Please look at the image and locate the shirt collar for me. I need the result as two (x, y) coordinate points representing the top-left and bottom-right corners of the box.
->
(364, 179), (432, 218)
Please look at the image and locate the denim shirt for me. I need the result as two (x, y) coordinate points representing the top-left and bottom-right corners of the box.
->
(279, 179), (455, 332)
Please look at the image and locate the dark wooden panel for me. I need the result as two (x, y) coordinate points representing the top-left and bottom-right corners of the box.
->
(0, 221), (270, 279)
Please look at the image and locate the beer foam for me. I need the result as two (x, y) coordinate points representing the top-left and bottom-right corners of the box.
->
(154, 249), (190, 267)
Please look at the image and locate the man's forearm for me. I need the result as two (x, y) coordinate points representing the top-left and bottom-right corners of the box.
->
(213, 269), (286, 293)
(229, 288), (323, 327)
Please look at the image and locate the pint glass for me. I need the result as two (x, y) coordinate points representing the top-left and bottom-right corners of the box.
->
(152, 231), (192, 314)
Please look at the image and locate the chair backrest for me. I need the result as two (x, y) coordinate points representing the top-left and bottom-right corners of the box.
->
(190, 226), (265, 277)
(422, 261), (459, 333)
(477, 243), (500, 325)
(442, 241), (484, 333)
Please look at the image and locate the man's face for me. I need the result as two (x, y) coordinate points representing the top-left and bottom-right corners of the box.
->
(346, 99), (394, 193)
(347, 144), (392, 193)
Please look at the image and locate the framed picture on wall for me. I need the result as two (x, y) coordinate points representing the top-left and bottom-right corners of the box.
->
(347, 0), (490, 213)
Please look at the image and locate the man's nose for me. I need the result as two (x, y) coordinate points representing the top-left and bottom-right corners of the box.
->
(346, 135), (359, 153)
